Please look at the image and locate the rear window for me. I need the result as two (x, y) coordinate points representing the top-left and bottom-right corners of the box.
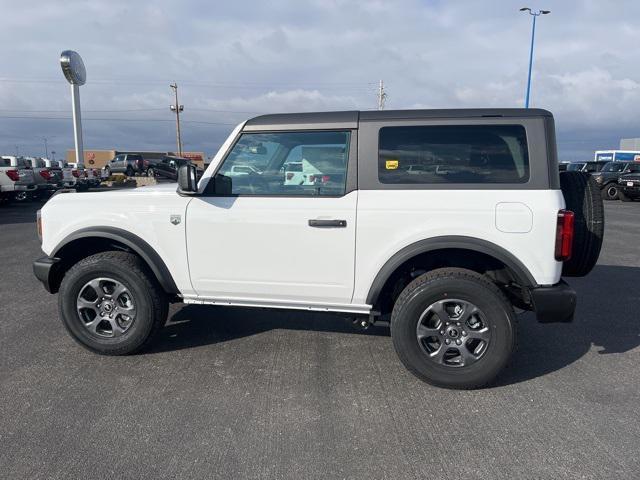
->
(285, 163), (303, 172)
(378, 125), (529, 184)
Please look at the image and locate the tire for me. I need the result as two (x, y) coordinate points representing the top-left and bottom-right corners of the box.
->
(559, 171), (604, 277)
(147, 167), (155, 177)
(126, 166), (134, 177)
(390, 268), (516, 389)
(104, 166), (111, 178)
(602, 183), (619, 200)
(618, 189), (632, 202)
(14, 191), (29, 202)
(58, 251), (168, 355)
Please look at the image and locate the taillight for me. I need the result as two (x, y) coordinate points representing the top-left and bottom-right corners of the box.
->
(72, 169), (79, 178)
(39, 169), (52, 180)
(286, 172), (294, 180)
(321, 175), (330, 183)
(555, 209), (574, 261)
(5, 169), (20, 181)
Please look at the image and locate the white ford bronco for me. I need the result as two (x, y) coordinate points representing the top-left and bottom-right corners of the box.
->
(34, 109), (604, 389)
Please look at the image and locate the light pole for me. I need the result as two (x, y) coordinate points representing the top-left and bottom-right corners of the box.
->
(43, 137), (49, 158)
(170, 83), (184, 156)
(59, 50), (87, 164)
(520, 7), (550, 108)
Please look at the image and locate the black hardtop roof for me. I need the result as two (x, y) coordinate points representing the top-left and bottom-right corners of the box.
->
(245, 108), (552, 129)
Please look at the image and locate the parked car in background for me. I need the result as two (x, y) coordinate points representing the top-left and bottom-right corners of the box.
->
(43, 159), (73, 189)
(23, 157), (59, 197)
(590, 161), (636, 200)
(67, 163), (91, 191)
(103, 153), (144, 177)
(153, 156), (202, 181)
(567, 161), (608, 173)
(0, 156), (37, 203)
(618, 164), (640, 202)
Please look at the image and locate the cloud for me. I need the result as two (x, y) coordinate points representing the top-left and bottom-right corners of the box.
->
(0, 0), (638, 160)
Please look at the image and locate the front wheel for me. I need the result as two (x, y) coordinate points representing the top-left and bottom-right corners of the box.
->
(126, 166), (134, 177)
(147, 167), (155, 177)
(390, 268), (516, 389)
(58, 251), (168, 355)
(602, 183), (619, 200)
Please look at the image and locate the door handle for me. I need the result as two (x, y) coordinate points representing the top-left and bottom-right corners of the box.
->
(308, 219), (347, 228)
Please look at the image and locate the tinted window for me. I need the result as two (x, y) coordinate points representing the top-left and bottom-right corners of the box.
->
(602, 162), (625, 172)
(567, 163), (585, 171)
(378, 125), (529, 184)
(218, 131), (350, 196)
(627, 163), (640, 173)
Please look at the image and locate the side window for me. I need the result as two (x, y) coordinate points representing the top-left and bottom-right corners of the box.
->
(378, 125), (530, 184)
(217, 131), (351, 196)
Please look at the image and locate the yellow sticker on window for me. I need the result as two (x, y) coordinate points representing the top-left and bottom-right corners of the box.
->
(385, 160), (399, 170)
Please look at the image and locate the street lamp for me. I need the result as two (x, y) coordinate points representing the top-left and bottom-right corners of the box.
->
(520, 7), (550, 108)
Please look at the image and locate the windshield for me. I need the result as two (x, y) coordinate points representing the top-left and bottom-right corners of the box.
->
(602, 162), (626, 172)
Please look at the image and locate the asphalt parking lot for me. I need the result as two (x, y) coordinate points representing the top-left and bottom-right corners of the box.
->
(1, 198), (639, 479)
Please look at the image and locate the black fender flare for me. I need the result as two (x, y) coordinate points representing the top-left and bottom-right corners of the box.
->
(52, 226), (179, 294)
(365, 235), (538, 306)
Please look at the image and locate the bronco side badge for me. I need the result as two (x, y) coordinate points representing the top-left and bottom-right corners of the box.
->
(170, 214), (181, 225)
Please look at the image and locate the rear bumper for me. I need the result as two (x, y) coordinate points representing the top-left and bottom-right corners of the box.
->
(2, 184), (37, 192)
(33, 256), (61, 294)
(529, 280), (576, 323)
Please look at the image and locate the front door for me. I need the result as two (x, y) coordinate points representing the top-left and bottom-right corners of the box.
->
(186, 130), (357, 306)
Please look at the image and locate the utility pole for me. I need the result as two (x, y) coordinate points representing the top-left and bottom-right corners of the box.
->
(170, 83), (184, 156)
(43, 137), (49, 158)
(15, 145), (19, 157)
(51, 150), (56, 161)
(377, 80), (387, 110)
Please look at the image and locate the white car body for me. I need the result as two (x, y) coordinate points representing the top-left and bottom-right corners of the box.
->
(40, 115), (564, 315)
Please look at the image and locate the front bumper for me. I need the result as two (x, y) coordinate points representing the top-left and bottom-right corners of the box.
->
(529, 280), (576, 323)
(33, 256), (61, 294)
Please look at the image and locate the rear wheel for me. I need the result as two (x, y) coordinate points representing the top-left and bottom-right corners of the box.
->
(126, 166), (134, 177)
(390, 268), (516, 389)
(58, 251), (168, 355)
(104, 166), (111, 178)
(147, 167), (155, 177)
(14, 191), (29, 202)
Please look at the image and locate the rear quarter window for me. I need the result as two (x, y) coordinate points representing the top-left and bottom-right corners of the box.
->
(378, 125), (529, 184)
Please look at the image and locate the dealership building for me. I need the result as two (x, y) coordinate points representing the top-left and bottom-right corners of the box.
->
(66, 150), (206, 169)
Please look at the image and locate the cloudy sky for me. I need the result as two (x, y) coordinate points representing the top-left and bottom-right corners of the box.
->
(0, 0), (638, 161)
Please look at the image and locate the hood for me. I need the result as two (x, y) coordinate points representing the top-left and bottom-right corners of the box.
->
(620, 172), (640, 180)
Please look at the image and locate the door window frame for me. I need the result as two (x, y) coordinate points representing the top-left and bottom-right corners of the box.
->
(201, 129), (358, 198)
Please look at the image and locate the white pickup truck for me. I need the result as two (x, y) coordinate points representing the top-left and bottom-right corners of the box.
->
(33, 109), (603, 389)
(1, 156), (37, 203)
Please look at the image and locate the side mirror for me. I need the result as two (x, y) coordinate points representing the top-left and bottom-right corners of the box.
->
(178, 164), (198, 194)
(214, 173), (232, 195)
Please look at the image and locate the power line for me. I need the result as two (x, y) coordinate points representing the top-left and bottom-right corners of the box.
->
(0, 115), (236, 126)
